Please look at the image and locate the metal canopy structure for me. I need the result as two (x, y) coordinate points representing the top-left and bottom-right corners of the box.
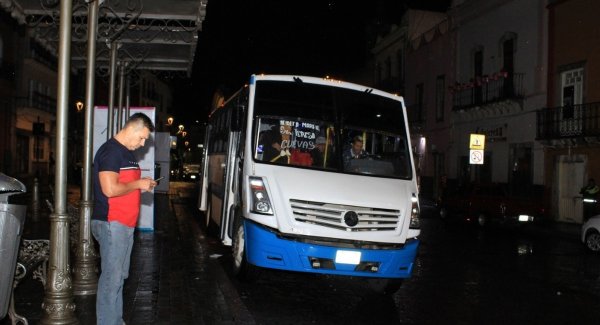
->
(1, 0), (207, 75)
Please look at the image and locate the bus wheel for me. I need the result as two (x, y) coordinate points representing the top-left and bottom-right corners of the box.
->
(366, 278), (402, 295)
(232, 218), (260, 281)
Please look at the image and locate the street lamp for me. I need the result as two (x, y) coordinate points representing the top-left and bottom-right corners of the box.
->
(167, 116), (174, 125)
(75, 101), (84, 112)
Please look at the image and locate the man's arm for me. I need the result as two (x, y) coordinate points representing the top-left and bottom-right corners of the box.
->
(98, 171), (155, 198)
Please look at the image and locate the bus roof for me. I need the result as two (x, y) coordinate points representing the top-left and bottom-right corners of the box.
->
(250, 74), (404, 102)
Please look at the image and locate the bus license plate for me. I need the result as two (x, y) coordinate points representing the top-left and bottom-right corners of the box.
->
(335, 250), (361, 265)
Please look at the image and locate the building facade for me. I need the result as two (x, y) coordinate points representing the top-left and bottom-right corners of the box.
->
(449, 0), (548, 198)
(371, 9), (449, 197)
(1, 10), (57, 178)
(0, 10), (19, 175)
(14, 33), (58, 178)
(537, 0), (600, 223)
(403, 16), (455, 199)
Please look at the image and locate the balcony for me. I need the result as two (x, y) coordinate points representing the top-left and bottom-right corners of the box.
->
(452, 73), (524, 111)
(537, 102), (600, 141)
(15, 92), (56, 114)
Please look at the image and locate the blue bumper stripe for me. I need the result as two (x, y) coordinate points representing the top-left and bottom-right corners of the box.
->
(244, 220), (419, 278)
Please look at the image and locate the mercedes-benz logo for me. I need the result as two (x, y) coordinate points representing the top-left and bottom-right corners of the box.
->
(344, 211), (359, 227)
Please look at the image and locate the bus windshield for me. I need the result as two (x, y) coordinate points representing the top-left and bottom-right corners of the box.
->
(253, 80), (412, 179)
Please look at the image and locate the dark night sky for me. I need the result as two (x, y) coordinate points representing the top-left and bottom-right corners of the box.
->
(172, 0), (450, 122)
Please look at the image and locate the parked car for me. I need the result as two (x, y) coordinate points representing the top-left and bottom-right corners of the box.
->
(581, 215), (600, 251)
(439, 183), (546, 227)
(182, 163), (201, 181)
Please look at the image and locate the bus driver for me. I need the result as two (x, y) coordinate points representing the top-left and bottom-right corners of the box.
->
(343, 135), (366, 168)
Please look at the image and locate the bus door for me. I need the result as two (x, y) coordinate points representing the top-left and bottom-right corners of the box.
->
(220, 99), (246, 245)
(220, 130), (241, 245)
(198, 125), (211, 213)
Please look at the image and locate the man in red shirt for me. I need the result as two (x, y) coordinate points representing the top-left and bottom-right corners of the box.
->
(92, 113), (156, 325)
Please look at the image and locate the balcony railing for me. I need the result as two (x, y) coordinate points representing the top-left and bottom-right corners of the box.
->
(537, 102), (600, 140)
(15, 92), (56, 114)
(452, 73), (524, 110)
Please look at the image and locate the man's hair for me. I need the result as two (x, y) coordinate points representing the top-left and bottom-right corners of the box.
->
(125, 113), (155, 132)
(352, 135), (363, 144)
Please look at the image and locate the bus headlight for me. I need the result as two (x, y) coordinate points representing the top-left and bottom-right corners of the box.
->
(410, 193), (420, 229)
(250, 177), (274, 215)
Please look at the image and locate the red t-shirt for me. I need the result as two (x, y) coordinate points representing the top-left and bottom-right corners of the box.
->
(92, 138), (141, 227)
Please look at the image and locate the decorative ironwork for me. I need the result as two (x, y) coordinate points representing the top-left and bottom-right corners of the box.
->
(452, 73), (524, 111)
(8, 239), (50, 324)
(51, 266), (73, 291)
(19, 0), (203, 74)
(536, 102), (600, 140)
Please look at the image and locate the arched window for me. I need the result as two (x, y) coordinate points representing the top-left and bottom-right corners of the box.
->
(500, 32), (517, 96)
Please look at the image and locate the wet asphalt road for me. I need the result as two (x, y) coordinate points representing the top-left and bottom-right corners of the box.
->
(8, 182), (597, 324)
(179, 179), (600, 325)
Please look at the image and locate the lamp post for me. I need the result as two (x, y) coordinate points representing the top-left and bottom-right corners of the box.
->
(41, 0), (78, 322)
(73, 0), (99, 297)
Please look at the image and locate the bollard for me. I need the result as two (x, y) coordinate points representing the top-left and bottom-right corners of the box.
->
(32, 177), (40, 221)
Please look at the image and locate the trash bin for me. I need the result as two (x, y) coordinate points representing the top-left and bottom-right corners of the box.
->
(0, 173), (27, 319)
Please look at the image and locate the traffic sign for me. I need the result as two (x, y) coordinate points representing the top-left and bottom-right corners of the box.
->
(469, 149), (484, 165)
(469, 134), (485, 150)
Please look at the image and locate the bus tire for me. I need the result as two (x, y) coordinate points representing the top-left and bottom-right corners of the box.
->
(232, 218), (260, 281)
(366, 278), (402, 295)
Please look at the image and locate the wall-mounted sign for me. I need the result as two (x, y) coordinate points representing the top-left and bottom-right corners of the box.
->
(469, 149), (484, 165)
(469, 133), (485, 150)
(475, 125), (506, 142)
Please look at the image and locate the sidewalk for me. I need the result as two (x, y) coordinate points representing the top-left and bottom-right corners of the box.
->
(2, 183), (255, 325)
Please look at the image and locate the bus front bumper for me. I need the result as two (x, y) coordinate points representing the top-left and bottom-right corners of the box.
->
(244, 220), (419, 278)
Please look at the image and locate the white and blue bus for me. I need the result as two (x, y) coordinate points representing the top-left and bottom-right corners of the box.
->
(199, 74), (420, 292)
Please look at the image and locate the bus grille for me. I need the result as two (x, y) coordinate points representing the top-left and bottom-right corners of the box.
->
(289, 199), (401, 232)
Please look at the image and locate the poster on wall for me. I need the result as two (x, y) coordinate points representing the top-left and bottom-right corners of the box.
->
(93, 106), (156, 231)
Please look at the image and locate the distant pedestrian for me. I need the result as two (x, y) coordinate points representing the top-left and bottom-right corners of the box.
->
(91, 113), (156, 325)
(580, 178), (599, 221)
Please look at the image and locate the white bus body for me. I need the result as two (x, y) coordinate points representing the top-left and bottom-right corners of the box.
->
(199, 75), (420, 282)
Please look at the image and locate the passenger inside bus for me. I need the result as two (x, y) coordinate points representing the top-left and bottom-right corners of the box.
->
(311, 136), (327, 167)
(259, 126), (288, 163)
(342, 135), (366, 168)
